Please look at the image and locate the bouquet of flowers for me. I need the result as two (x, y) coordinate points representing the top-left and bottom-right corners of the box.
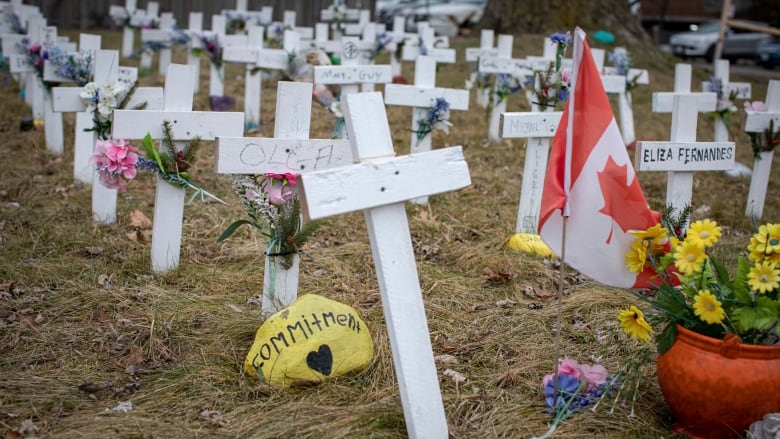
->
(369, 32), (394, 62)
(192, 33), (223, 76)
(44, 46), (93, 86)
(528, 33), (571, 111)
(744, 100), (780, 158)
(622, 207), (780, 353)
(80, 80), (146, 141)
(218, 172), (319, 269)
(413, 97), (452, 146)
(706, 76), (739, 125)
(608, 47), (643, 92)
(90, 121), (222, 204)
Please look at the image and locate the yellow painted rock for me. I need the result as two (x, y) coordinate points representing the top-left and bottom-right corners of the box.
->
(506, 233), (555, 257)
(244, 294), (373, 387)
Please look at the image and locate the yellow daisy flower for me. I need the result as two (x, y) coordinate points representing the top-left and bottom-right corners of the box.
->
(748, 224), (780, 264)
(673, 239), (707, 275)
(687, 219), (721, 248)
(626, 239), (649, 273)
(618, 305), (654, 343)
(693, 290), (726, 325)
(747, 261), (780, 294)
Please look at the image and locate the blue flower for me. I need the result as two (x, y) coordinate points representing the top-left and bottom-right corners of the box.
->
(543, 374), (582, 410)
(550, 33), (571, 45)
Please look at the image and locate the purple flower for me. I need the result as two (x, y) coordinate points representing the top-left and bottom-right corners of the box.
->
(209, 95), (235, 111)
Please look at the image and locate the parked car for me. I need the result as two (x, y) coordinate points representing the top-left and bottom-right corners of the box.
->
(669, 20), (773, 62)
(756, 38), (780, 69)
(378, 0), (486, 37)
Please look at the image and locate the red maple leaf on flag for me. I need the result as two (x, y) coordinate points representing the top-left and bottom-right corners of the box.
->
(597, 156), (657, 243)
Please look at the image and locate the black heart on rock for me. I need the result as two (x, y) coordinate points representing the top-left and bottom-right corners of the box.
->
(306, 344), (333, 376)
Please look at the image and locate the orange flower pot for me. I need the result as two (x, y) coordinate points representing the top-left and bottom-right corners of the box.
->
(657, 324), (780, 439)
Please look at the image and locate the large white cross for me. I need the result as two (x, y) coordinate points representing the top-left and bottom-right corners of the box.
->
(499, 110), (561, 255)
(384, 55), (468, 203)
(52, 50), (164, 224)
(215, 81), (353, 315)
(314, 37), (393, 137)
(652, 63), (716, 114)
(744, 80), (779, 219)
(636, 94), (735, 221)
(401, 26), (455, 64)
(108, 0), (138, 57)
(112, 63), (244, 272)
(299, 91), (471, 439)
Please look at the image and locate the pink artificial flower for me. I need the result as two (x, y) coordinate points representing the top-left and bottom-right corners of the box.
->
(262, 177), (296, 205)
(28, 43), (41, 54)
(557, 357), (583, 379)
(98, 172), (127, 192)
(560, 68), (571, 84)
(264, 172), (298, 186)
(580, 363), (608, 388)
(91, 139), (139, 179)
(744, 101), (767, 112)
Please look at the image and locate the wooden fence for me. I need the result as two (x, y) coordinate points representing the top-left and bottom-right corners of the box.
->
(22, 0), (377, 30)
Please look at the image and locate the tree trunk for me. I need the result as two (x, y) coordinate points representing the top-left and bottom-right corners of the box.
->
(480, 0), (650, 44)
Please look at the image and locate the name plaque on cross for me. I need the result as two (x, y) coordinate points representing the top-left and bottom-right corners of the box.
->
(635, 142), (735, 171)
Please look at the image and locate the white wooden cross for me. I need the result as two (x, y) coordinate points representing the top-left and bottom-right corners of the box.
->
(401, 26), (456, 65)
(465, 29), (498, 108)
(112, 63), (244, 272)
(108, 0), (137, 57)
(636, 94), (735, 219)
(139, 12), (175, 76)
(499, 110), (562, 254)
(702, 59), (751, 142)
(205, 14), (247, 97)
(185, 12), (203, 93)
(6, 17), (48, 130)
(653, 63), (716, 114)
(744, 80), (779, 219)
(224, 29), (300, 130)
(602, 47), (649, 146)
(320, 0), (360, 39)
(215, 81), (353, 315)
(222, 24), (265, 132)
(43, 33), (103, 182)
(52, 50), (164, 224)
(384, 55), (469, 203)
(299, 91), (471, 439)
(477, 34), (530, 142)
(314, 37), (393, 137)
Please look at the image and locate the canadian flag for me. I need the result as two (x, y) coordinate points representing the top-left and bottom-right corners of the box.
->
(538, 28), (659, 289)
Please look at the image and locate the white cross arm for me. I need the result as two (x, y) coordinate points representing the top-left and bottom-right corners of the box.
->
(401, 45), (456, 63)
(602, 74), (627, 94)
(300, 146), (471, 221)
(52, 86), (164, 113)
(744, 111), (780, 133)
(112, 110), (244, 140)
(109, 5), (129, 19)
(321, 8), (360, 21)
(215, 137), (353, 174)
(478, 56), (532, 76)
(255, 48), (289, 70)
(141, 28), (170, 43)
(222, 46), (258, 64)
(634, 141), (736, 171)
(8, 54), (33, 73)
(603, 67), (649, 84)
(465, 47), (499, 62)
(500, 112), (562, 138)
(2, 33), (25, 54)
(314, 65), (392, 84)
(653, 92), (717, 113)
(702, 81), (751, 99)
(384, 84), (469, 111)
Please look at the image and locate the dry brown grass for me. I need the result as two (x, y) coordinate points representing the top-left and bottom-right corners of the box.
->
(1, 28), (777, 438)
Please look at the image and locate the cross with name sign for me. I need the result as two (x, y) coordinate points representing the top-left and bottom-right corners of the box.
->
(52, 50), (164, 223)
(744, 80), (779, 219)
(702, 59), (752, 142)
(215, 81), (353, 315)
(224, 29), (300, 131)
(112, 63), (244, 272)
(139, 12), (176, 75)
(636, 94), (735, 221)
(314, 38), (393, 137)
(499, 110), (562, 255)
(384, 55), (469, 203)
(299, 91), (471, 439)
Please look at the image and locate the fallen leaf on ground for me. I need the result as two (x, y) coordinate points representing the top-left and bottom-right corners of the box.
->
(483, 267), (513, 283)
(129, 210), (152, 230)
(442, 368), (467, 384)
(434, 354), (459, 366)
